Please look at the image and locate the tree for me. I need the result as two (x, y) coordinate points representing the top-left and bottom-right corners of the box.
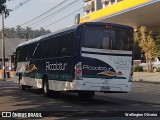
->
(134, 26), (159, 72)
(15, 25), (25, 38)
(0, 0), (6, 14)
(0, 25), (51, 39)
(0, 0), (11, 17)
(155, 35), (160, 55)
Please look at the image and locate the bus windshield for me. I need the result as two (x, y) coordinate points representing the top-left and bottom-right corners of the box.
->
(82, 26), (133, 51)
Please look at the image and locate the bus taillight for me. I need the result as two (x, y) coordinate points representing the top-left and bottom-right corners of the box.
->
(75, 62), (82, 80)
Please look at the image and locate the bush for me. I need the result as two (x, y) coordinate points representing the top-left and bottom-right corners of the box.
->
(134, 66), (143, 72)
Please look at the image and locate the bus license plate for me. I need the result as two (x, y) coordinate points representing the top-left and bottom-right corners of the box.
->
(101, 86), (110, 91)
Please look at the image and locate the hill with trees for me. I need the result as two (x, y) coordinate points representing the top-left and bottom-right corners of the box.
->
(0, 26), (51, 39)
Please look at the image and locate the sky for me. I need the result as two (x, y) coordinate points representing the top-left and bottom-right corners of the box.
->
(2, 0), (84, 32)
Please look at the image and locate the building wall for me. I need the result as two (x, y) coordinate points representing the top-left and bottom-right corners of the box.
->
(83, 0), (124, 15)
(0, 38), (26, 70)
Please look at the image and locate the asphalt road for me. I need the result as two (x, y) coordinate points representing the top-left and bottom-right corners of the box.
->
(0, 79), (160, 120)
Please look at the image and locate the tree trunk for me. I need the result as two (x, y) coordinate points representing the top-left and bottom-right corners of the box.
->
(147, 58), (152, 72)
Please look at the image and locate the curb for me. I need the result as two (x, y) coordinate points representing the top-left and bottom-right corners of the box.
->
(133, 81), (160, 84)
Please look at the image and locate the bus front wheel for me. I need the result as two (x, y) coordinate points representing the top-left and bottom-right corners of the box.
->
(43, 77), (50, 97)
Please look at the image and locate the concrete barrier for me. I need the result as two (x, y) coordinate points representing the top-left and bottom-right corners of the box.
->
(133, 72), (160, 83)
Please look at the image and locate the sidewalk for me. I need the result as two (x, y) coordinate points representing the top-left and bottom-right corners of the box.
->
(133, 72), (160, 83)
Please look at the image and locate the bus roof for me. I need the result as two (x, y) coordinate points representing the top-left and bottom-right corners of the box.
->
(17, 24), (79, 48)
(17, 22), (132, 48)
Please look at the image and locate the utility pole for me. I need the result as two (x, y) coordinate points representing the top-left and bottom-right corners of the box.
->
(1, 12), (6, 79)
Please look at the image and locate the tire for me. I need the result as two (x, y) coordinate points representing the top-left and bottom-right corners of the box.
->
(19, 77), (25, 90)
(43, 77), (50, 97)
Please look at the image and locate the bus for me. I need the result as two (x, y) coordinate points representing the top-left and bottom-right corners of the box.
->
(14, 22), (133, 98)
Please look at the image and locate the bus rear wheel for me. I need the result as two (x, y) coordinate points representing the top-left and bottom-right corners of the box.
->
(43, 77), (50, 97)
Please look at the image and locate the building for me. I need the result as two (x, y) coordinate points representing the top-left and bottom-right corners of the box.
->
(83, 0), (123, 15)
(0, 38), (25, 70)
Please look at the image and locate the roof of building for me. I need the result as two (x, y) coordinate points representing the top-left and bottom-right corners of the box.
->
(80, 0), (160, 32)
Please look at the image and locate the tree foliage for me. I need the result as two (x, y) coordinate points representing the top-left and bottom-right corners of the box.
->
(0, 26), (51, 39)
(134, 26), (159, 72)
(0, 0), (7, 14)
(155, 35), (160, 55)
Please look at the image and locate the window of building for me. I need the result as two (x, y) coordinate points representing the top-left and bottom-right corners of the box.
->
(110, 0), (115, 4)
(117, 0), (123, 2)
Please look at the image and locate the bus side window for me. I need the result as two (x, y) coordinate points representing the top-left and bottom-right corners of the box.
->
(19, 46), (27, 62)
(44, 40), (50, 58)
(56, 36), (62, 57)
(39, 40), (48, 58)
(61, 32), (74, 57)
(28, 43), (36, 60)
(17, 49), (21, 62)
(34, 42), (43, 59)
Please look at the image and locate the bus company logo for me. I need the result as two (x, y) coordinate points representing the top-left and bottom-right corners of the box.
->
(98, 71), (123, 77)
(25, 64), (37, 72)
(46, 62), (67, 71)
(83, 65), (113, 71)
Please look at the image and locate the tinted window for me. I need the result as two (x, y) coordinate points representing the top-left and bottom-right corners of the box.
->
(34, 42), (42, 59)
(61, 32), (75, 57)
(82, 26), (133, 51)
(20, 31), (75, 60)
(33, 36), (61, 59)
(45, 36), (59, 58)
(115, 29), (133, 50)
(27, 43), (37, 60)
(17, 46), (28, 62)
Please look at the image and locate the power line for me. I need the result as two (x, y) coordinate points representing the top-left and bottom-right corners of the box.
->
(44, 7), (83, 29)
(20, 0), (68, 26)
(29, 0), (79, 28)
(11, 0), (31, 11)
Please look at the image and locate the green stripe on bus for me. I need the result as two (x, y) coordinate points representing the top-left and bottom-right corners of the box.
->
(15, 72), (73, 81)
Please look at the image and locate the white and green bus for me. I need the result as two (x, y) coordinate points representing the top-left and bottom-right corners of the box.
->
(14, 22), (133, 98)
